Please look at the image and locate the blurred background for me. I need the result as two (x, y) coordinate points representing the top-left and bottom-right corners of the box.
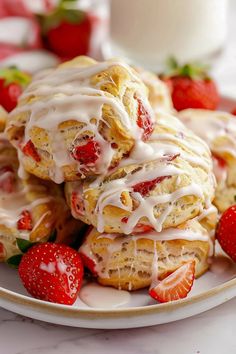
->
(0, 0), (235, 92)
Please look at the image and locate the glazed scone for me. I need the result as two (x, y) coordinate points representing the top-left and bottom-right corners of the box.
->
(65, 112), (215, 234)
(0, 134), (84, 262)
(6, 56), (155, 183)
(179, 109), (236, 212)
(136, 67), (173, 113)
(79, 217), (214, 291)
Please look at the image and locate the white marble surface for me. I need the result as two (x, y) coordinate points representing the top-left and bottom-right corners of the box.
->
(1, 1), (236, 353)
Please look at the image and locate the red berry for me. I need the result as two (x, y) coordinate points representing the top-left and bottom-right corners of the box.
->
(19, 243), (84, 305)
(133, 176), (170, 197)
(46, 14), (92, 59)
(216, 205), (236, 262)
(80, 251), (97, 276)
(17, 210), (33, 231)
(22, 140), (41, 162)
(71, 191), (85, 217)
(170, 76), (219, 111)
(136, 97), (154, 140)
(0, 165), (14, 193)
(0, 82), (22, 112)
(149, 260), (195, 303)
(72, 139), (101, 165)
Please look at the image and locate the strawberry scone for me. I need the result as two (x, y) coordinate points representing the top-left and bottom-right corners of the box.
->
(6, 56), (155, 183)
(65, 112), (215, 234)
(79, 211), (216, 291)
(179, 109), (236, 212)
(0, 133), (84, 262)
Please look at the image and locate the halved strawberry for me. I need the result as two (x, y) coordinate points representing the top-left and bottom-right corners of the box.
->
(149, 260), (195, 303)
(71, 191), (85, 217)
(71, 139), (101, 165)
(216, 205), (236, 262)
(0, 242), (5, 260)
(136, 97), (153, 140)
(133, 176), (171, 197)
(17, 210), (33, 231)
(0, 165), (14, 193)
(22, 140), (41, 162)
(19, 243), (84, 305)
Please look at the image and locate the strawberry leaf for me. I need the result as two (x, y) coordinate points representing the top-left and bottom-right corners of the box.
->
(48, 229), (57, 243)
(7, 254), (22, 268)
(0, 67), (31, 87)
(16, 238), (35, 253)
(163, 56), (211, 80)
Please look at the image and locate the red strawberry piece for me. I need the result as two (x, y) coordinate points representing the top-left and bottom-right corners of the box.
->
(212, 153), (227, 169)
(19, 243), (84, 305)
(72, 139), (101, 165)
(133, 176), (171, 197)
(71, 191), (85, 217)
(80, 251), (97, 276)
(0, 165), (14, 193)
(132, 223), (154, 234)
(162, 58), (219, 111)
(136, 97), (154, 140)
(17, 210), (33, 231)
(22, 140), (41, 162)
(149, 260), (195, 303)
(0, 242), (6, 260)
(216, 205), (236, 262)
(0, 82), (22, 112)
(231, 108), (236, 116)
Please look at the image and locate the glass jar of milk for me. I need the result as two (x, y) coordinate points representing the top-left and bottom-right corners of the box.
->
(105, 0), (228, 70)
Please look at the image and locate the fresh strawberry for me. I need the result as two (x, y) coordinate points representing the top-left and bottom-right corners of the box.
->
(71, 191), (85, 217)
(216, 205), (236, 262)
(135, 96), (154, 140)
(40, 0), (92, 59)
(0, 165), (14, 193)
(19, 243), (84, 305)
(72, 139), (101, 165)
(133, 176), (171, 197)
(162, 57), (219, 111)
(22, 140), (41, 162)
(149, 260), (195, 303)
(17, 210), (33, 231)
(0, 67), (31, 112)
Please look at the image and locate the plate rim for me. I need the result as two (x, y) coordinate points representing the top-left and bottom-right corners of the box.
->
(0, 93), (236, 320)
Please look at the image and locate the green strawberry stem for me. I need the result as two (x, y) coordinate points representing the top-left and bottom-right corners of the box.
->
(0, 67), (31, 87)
(164, 56), (211, 80)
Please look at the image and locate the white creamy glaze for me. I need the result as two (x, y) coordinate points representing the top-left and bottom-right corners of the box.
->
(79, 283), (131, 308)
(9, 59), (154, 183)
(85, 111), (214, 235)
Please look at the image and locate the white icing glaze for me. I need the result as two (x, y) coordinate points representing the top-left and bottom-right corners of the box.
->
(9, 58), (154, 183)
(79, 282), (131, 308)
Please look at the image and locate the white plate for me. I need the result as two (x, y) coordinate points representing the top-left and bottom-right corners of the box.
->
(0, 95), (236, 329)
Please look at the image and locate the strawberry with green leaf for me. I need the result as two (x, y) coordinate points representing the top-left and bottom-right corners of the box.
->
(40, 0), (92, 60)
(161, 57), (219, 111)
(0, 66), (31, 112)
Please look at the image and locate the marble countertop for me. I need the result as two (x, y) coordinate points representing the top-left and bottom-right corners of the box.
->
(1, 1), (236, 353)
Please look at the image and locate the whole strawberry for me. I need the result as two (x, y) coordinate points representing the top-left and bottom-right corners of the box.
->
(0, 67), (31, 112)
(40, 0), (92, 59)
(216, 205), (236, 262)
(162, 58), (219, 111)
(19, 243), (84, 305)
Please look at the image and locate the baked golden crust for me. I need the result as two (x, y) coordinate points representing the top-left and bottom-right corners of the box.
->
(6, 56), (154, 183)
(65, 112), (215, 234)
(79, 218), (212, 291)
(135, 67), (173, 113)
(179, 109), (236, 212)
(0, 135), (84, 262)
